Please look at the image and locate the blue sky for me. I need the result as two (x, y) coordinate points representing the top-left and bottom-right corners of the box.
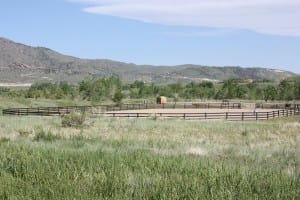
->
(0, 0), (300, 73)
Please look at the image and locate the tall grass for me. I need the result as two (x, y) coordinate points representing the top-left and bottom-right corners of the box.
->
(0, 115), (299, 199)
(0, 144), (298, 199)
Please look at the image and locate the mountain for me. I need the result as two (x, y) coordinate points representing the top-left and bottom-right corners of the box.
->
(0, 37), (296, 84)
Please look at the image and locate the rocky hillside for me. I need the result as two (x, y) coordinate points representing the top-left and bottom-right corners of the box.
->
(0, 37), (296, 84)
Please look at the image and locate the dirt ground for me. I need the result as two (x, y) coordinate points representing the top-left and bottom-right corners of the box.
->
(0, 83), (31, 87)
(106, 108), (280, 114)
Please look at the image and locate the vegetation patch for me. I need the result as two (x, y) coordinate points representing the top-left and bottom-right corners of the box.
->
(17, 129), (31, 137)
(0, 137), (10, 144)
(0, 144), (298, 199)
(33, 127), (61, 142)
(61, 111), (86, 128)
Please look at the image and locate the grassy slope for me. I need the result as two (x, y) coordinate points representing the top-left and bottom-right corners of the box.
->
(0, 114), (299, 199)
(0, 96), (93, 111)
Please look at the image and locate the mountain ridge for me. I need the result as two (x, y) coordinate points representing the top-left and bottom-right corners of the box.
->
(0, 37), (296, 84)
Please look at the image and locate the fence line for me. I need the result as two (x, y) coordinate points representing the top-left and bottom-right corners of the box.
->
(1, 102), (241, 116)
(2, 103), (300, 121)
(104, 109), (299, 121)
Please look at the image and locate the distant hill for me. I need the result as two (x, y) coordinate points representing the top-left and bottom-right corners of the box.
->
(0, 37), (296, 84)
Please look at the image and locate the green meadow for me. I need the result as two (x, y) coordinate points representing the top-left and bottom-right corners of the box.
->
(0, 112), (299, 199)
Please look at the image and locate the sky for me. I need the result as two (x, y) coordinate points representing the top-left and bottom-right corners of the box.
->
(0, 0), (300, 74)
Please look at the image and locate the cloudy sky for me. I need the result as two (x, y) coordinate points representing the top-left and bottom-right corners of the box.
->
(1, 0), (300, 73)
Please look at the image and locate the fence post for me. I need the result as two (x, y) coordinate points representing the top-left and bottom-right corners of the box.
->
(242, 112), (244, 121)
(256, 112), (258, 120)
(205, 112), (207, 120)
(184, 113), (186, 120)
(267, 112), (269, 120)
(226, 112), (228, 120)
(294, 109), (296, 116)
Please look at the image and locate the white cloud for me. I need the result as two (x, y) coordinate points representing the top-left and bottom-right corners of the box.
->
(70, 0), (300, 37)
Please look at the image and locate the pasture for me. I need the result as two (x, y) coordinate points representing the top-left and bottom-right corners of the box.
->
(0, 110), (299, 199)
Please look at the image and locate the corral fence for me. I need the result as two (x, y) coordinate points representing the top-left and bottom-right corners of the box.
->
(1, 102), (242, 116)
(105, 109), (299, 121)
(2, 103), (300, 121)
(2, 106), (89, 116)
(105, 102), (242, 111)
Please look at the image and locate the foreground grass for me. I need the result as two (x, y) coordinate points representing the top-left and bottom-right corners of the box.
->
(0, 115), (299, 199)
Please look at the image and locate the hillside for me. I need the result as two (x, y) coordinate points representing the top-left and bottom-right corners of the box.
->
(0, 37), (296, 84)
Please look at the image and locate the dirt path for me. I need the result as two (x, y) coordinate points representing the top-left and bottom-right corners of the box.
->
(0, 83), (32, 87)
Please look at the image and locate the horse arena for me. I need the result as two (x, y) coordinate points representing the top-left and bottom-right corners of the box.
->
(3, 102), (299, 121)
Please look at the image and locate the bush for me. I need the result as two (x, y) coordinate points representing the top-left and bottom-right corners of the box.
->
(61, 111), (86, 128)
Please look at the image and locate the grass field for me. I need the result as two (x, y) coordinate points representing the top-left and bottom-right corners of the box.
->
(0, 112), (299, 199)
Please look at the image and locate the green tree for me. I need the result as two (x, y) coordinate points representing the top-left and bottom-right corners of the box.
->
(112, 90), (124, 105)
(235, 85), (249, 99)
(295, 77), (300, 99)
(278, 79), (295, 101)
(263, 85), (277, 102)
(215, 79), (238, 99)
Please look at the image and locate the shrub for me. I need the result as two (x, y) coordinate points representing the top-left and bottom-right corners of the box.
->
(112, 90), (124, 106)
(61, 111), (86, 128)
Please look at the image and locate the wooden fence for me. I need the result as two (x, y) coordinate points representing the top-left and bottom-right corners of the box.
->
(2, 103), (300, 121)
(1, 102), (241, 116)
(2, 106), (90, 116)
(104, 109), (299, 121)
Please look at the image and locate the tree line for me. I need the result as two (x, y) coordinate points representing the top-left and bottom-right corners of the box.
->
(1, 76), (300, 104)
